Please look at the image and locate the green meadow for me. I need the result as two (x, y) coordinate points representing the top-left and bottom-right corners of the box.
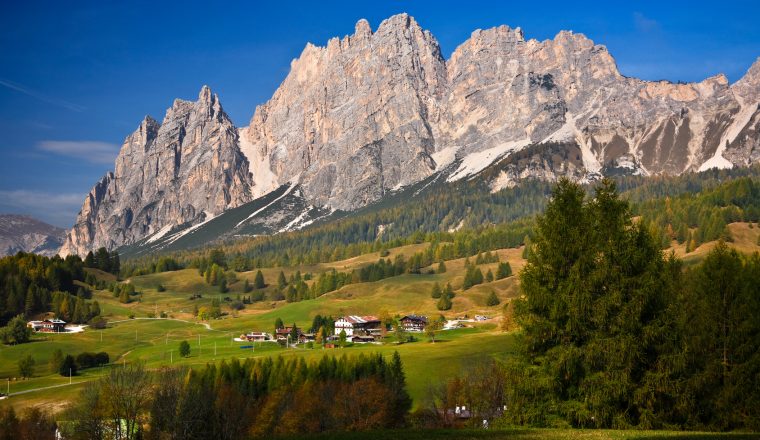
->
(3, 225), (760, 419)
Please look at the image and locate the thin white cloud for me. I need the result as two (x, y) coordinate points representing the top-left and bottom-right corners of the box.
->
(633, 12), (660, 33)
(0, 78), (86, 112)
(0, 190), (83, 228)
(38, 140), (119, 164)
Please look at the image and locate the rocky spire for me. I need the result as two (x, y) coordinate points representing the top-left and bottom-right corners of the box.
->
(60, 86), (252, 256)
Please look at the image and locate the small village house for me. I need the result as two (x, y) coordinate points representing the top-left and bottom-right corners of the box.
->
(350, 335), (376, 343)
(27, 318), (66, 333)
(275, 326), (306, 343)
(334, 315), (381, 336)
(240, 331), (272, 342)
(400, 315), (427, 332)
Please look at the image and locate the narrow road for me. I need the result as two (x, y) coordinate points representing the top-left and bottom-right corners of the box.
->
(7, 380), (89, 397)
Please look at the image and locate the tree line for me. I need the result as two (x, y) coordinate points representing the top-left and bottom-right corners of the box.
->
(0, 252), (86, 326)
(51, 352), (411, 439)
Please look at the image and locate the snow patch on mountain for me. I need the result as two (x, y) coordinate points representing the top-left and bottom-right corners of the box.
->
(235, 182), (297, 228)
(432, 146), (460, 171)
(699, 98), (756, 171)
(447, 139), (530, 181)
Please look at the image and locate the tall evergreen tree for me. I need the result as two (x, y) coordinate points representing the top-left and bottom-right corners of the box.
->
(513, 178), (678, 428)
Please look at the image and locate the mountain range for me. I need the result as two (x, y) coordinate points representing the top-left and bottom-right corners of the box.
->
(59, 13), (760, 257)
(0, 214), (66, 257)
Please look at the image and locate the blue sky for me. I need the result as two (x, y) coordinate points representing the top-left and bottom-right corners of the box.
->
(1, 0), (759, 227)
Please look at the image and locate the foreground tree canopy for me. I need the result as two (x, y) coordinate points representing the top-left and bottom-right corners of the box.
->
(509, 178), (760, 430)
(56, 352), (411, 440)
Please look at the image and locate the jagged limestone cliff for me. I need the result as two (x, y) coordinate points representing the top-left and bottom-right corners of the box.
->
(61, 14), (760, 255)
(60, 87), (252, 256)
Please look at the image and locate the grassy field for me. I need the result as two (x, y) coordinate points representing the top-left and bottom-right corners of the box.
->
(0, 315), (516, 413)
(2, 227), (760, 417)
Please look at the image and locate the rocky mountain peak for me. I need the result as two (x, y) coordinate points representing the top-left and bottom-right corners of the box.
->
(353, 18), (372, 40)
(62, 14), (760, 256)
(733, 57), (760, 103)
(60, 85), (252, 256)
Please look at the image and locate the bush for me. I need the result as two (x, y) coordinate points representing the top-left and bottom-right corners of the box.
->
(95, 352), (109, 365)
(89, 316), (107, 329)
(1, 315), (32, 345)
(230, 300), (245, 311)
(59, 355), (77, 376)
(76, 352), (96, 369)
(18, 354), (35, 378)
(74, 352), (108, 369)
(179, 340), (190, 357)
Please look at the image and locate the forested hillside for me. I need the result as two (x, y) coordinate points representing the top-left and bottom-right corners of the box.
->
(121, 166), (760, 276)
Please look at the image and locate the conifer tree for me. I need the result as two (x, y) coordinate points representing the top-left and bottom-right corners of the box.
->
(513, 178), (678, 428)
(496, 262), (512, 279)
(486, 290), (500, 306)
(437, 260), (447, 273)
(254, 270), (265, 289)
(436, 294), (452, 311)
(274, 317), (284, 334)
(430, 282), (442, 299)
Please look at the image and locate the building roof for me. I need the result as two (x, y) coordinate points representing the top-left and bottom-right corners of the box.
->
(338, 315), (380, 324)
(28, 319), (66, 325)
(401, 315), (427, 323)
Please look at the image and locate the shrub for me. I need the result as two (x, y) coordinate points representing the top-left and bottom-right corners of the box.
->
(179, 340), (190, 357)
(59, 355), (77, 376)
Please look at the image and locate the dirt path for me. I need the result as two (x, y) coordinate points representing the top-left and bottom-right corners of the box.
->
(8, 380), (89, 397)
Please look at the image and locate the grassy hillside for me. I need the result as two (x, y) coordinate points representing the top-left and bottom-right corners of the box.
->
(3, 225), (759, 416)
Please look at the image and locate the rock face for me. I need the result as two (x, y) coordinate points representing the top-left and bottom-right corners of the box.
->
(60, 87), (253, 256)
(62, 14), (760, 255)
(0, 214), (66, 257)
(244, 14), (760, 207)
(244, 15), (446, 209)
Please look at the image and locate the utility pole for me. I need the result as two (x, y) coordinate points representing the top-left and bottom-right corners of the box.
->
(170, 350), (173, 364)
(6, 378), (9, 396)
